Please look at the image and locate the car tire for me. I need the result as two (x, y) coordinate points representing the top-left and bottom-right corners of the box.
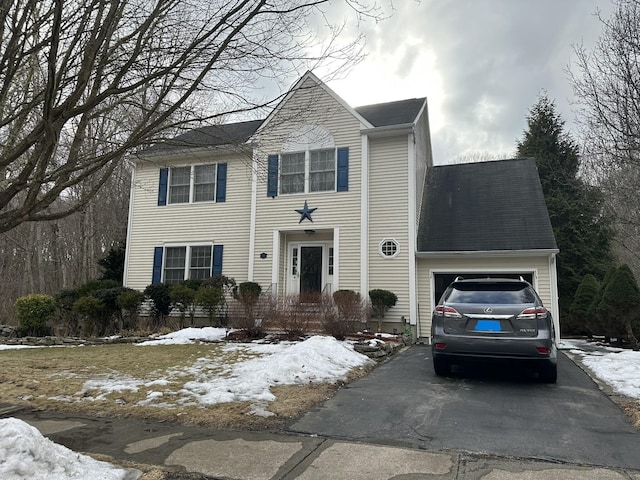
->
(433, 356), (451, 377)
(538, 363), (557, 383)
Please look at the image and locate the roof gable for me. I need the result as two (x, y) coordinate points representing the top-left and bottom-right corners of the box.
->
(418, 158), (557, 252)
(256, 71), (373, 135)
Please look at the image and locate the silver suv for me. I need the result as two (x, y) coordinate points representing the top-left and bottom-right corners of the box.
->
(430, 277), (557, 383)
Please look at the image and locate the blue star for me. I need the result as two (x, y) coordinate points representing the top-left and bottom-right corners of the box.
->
(295, 200), (317, 223)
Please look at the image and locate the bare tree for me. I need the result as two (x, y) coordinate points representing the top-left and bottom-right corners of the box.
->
(572, 0), (640, 169)
(0, 0), (370, 233)
(571, 0), (640, 278)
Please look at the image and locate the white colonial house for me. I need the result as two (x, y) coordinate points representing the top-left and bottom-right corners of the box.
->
(124, 72), (559, 341)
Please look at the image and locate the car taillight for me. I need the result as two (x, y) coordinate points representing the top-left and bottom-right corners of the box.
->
(434, 305), (462, 318)
(517, 307), (548, 319)
(536, 347), (551, 355)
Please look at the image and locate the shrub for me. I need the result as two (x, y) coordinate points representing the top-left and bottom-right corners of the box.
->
(117, 289), (145, 331)
(72, 295), (105, 337)
(170, 283), (197, 328)
(77, 279), (121, 297)
(229, 287), (275, 338)
(195, 286), (225, 327)
(319, 292), (364, 340)
(144, 283), (173, 328)
(15, 294), (56, 337)
(232, 282), (262, 327)
(369, 289), (397, 331)
(320, 290), (366, 340)
(277, 295), (312, 338)
(54, 289), (81, 336)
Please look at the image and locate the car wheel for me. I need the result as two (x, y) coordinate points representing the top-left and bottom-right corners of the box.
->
(433, 356), (451, 377)
(538, 363), (557, 383)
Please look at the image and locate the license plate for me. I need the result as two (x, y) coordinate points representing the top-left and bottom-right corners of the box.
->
(475, 320), (502, 332)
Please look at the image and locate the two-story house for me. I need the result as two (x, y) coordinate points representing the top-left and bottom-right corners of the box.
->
(124, 72), (559, 341)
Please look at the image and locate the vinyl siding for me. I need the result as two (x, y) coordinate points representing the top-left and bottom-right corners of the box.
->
(368, 136), (410, 323)
(416, 255), (553, 339)
(252, 79), (364, 295)
(125, 153), (253, 290)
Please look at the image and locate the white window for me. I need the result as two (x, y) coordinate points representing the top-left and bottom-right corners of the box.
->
(379, 238), (400, 258)
(169, 164), (216, 204)
(164, 245), (212, 284)
(280, 149), (336, 195)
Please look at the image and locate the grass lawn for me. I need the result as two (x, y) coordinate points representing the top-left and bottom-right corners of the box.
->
(0, 343), (364, 430)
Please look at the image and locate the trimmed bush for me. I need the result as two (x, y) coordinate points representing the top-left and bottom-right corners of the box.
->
(15, 294), (56, 337)
(72, 295), (105, 337)
(117, 289), (145, 331)
(170, 283), (197, 328)
(144, 283), (172, 328)
(195, 286), (225, 327)
(369, 289), (397, 331)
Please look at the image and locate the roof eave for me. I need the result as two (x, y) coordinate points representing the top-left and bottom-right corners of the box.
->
(134, 143), (254, 163)
(361, 123), (415, 137)
(416, 248), (559, 258)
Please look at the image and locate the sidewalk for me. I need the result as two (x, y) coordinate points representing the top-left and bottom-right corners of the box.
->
(2, 404), (638, 480)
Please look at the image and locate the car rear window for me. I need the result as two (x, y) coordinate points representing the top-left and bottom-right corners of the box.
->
(445, 283), (537, 304)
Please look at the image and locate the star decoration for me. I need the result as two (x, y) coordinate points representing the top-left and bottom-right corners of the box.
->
(295, 200), (317, 223)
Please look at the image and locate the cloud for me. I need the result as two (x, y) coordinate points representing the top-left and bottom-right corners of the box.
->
(322, 0), (613, 163)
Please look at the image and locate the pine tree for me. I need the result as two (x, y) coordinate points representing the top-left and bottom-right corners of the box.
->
(517, 95), (614, 325)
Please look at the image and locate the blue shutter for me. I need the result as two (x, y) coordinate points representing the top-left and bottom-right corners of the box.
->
(337, 147), (349, 192)
(158, 168), (168, 206)
(267, 154), (279, 197)
(212, 245), (223, 276)
(152, 247), (163, 284)
(216, 163), (227, 202)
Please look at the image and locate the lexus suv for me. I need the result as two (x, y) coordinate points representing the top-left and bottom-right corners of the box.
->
(430, 277), (557, 383)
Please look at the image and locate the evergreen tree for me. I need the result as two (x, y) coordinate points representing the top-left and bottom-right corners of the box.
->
(588, 265), (617, 340)
(517, 95), (614, 323)
(567, 274), (600, 336)
(601, 265), (640, 349)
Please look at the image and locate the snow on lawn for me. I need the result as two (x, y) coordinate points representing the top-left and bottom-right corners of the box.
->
(64, 331), (374, 412)
(136, 326), (231, 346)
(175, 336), (373, 407)
(0, 418), (140, 480)
(559, 339), (640, 399)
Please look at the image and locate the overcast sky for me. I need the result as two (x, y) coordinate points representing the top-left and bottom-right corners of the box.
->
(316, 0), (614, 164)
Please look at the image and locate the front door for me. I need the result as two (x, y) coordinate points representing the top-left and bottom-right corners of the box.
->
(300, 246), (323, 302)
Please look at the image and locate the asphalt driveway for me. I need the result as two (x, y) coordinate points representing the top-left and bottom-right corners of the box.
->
(288, 345), (640, 470)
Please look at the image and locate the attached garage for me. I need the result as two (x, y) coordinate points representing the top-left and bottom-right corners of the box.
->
(415, 159), (559, 342)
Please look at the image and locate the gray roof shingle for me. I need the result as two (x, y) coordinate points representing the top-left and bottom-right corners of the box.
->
(144, 97), (426, 153)
(145, 119), (263, 153)
(417, 158), (557, 252)
(355, 98), (426, 127)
